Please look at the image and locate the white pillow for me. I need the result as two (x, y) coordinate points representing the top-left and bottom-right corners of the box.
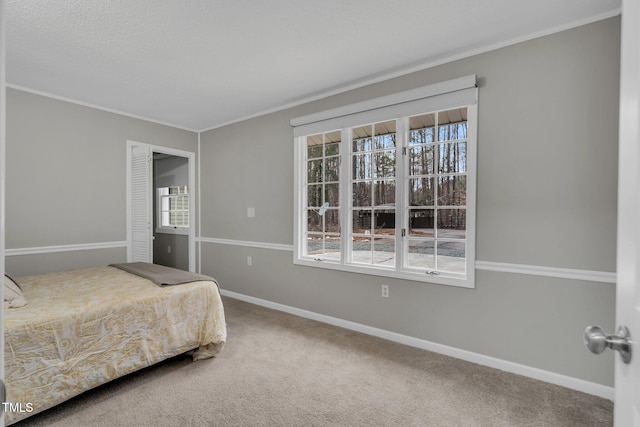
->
(4, 274), (27, 308)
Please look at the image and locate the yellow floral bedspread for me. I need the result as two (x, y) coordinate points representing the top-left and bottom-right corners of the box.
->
(4, 266), (226, 425)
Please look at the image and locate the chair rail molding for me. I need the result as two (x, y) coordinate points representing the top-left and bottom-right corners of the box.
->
(199, 237), (616, 284)
(6, 241), (127, 256)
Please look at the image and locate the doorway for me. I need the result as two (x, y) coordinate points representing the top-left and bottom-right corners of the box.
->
(126, 141), (196, 272)
(152, 153), (189, 270)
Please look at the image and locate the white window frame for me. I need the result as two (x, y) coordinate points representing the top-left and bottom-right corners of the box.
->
(156, 185), (190, 235)
(292, 75), (478, 288)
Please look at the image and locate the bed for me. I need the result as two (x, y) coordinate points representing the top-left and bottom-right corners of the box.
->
(3, 264), (227, 425)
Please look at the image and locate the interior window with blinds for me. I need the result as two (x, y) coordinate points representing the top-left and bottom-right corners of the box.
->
(292, 75), (478, 288)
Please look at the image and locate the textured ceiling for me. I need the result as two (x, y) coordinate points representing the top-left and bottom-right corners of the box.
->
(6, 0), (621, 132)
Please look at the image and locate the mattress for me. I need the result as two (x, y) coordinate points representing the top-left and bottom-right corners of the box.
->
(4, 266), (227, 425)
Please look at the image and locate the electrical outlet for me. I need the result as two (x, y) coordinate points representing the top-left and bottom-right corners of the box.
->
(167, 245), (171, 254)
(247, 207), (255, 218)
(381, 285), (389, 298)
(247, 256), (252, 266)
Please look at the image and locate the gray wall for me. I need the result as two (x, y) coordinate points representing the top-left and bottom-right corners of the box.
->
(154, 155), (188, 188)
(153, 233), (189, 271)
(199, 18), (619, 386)
(6, 88), (198, 276)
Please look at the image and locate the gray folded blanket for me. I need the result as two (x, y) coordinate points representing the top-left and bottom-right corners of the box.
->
(109, 262), (217, 287)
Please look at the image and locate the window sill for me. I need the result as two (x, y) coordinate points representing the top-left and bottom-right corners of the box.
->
(155, 227), (189, 236)
(293, 257), (474, 288)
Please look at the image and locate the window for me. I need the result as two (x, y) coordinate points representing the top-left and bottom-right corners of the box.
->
(157, 185), (189, 231)
(306, 131), (342, 261)
(351, 120), (397, 267)
(292, 76), (477, 288)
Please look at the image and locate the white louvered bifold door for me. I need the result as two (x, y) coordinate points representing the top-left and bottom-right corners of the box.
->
(128, 141), (153, 262)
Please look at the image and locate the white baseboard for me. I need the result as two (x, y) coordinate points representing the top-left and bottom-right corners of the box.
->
(220, 289), (614, 401)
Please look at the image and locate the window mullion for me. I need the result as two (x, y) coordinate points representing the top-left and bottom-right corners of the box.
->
(294, 136), (306, 259)
(340, 127), (351, 265)
(321, 133), (327, 257)
(433, 114), (440, 273)
(396, 117), (408, 272)
(370, 124), (376, 263)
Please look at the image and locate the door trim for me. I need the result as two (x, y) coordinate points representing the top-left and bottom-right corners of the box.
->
(614, 0), (640, 423)
(126, 141), (196, 272)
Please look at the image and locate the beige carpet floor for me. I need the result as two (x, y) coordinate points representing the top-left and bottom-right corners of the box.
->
(15, 297), (613, 426)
